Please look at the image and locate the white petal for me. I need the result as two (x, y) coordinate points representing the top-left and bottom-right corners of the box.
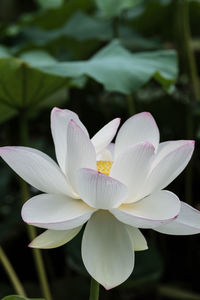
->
(29, 226), (82, 249)
(0, 146), (75, 197)
(110, 142), (155, 203)
(152, 140), (192, 169)
(91, 118), (120, 154)
(139, 141), (195, 198)
(155, 202), (200, 235)
(22, 194), (95, 230)
(110, 190), (180, 229)
(67, 120), (96, 189)
(81, 211), (134, 289)
(51, 107), (88, 173)
(125, 226), (148, 251)
(96, 143), (115, 161)
(115, 112), (159, 159)
(75, 168), (128, 209)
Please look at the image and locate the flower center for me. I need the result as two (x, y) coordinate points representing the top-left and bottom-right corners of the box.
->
(96, 160), (113, 176)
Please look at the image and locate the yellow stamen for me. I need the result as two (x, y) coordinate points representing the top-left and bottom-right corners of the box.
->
(96, 161), (113, 176)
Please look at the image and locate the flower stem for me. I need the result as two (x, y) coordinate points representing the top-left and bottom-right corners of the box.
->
(126, 94), (136, 116)
(19, 111), (53, 300)
(0, 246), (27, 297)
(177, 0), (199, 204)
(179, 0), (200, 101)
(89, 278), (99, 300)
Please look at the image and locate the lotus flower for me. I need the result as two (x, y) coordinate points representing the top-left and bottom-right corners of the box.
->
(1, 108), (200, 289)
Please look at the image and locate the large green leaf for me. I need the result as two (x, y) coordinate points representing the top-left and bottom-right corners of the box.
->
(2, 296), (44, 300)
(0, 50), (67, 110)
(95, 0), (143, 17)
(16, 12), (159, 54)
(23, 40), (177, 94)
(20, 0), (93, 29)
(36, 0), (64, 9)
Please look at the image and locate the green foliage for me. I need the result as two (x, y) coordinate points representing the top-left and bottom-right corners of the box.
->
(20, 0), (93, 29)
(0, 39), (177, 123)
(23, 40), (177, 94)
(0, 49), (67, 120)
(2, 296), (44, 300)
(94, 0), (143, 17)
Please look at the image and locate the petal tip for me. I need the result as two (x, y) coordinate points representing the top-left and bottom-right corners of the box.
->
(28, 242), (34, 248)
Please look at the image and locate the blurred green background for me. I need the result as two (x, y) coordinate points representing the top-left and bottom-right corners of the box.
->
(0, 0), (200, 299)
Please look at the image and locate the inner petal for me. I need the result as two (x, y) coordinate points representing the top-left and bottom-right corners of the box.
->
(96, 160), (113, 176)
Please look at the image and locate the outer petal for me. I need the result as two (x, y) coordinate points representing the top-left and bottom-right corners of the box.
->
(91, 118), (120, 154)
(155, 202), (200, 235)
(67, 120), (96, 189)
(51, 107), (88, 173)
(139, 141), (195, 199)
(81, 211), (134, 289)
(110, 190), (180, 229)
(29, 226), (82, 249)
(151, 140), (192, 169)
(0, 146), (75, 197)
(125, 226), (148, 251)
(114, 112), (159, 159)
(22, 194), (95, 230)
(75, 168), (128, 209)
(110, 142), (154, 203)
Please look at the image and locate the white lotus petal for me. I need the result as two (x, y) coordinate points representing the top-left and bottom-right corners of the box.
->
(81, 211), (134, 289)
(110, 190), (180, 229)
(139, 141), (195, 198)
(29, 226), (82, 249)
(152, 140), (192, 169)
(51, 107), (88, 173)
(155, 202), (200, 235)
(0, 146), (75, 197)
(125, 226), (148, 251)
(67, 120), (96, 189)
(91, 118), (120, 154)
(110, 142), (154, 203)
(76, 168), (128, 209)
(96, 143), (115, 161)
(96, 149), (112, 161)
(115, 112), (159, 158)
(22, 194), (95, 230)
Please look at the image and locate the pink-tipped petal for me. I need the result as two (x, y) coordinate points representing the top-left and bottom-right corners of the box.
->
(51, 107), (88, 173)
(110, 190), (180, 229)
(114, 112), (159, 159)
(75, 168), (128, 209)
(22, 194), (95, 230)
(0, 146), (75, 197)
(155, 202), (200, 235)
(67, 120), (96, 190)
(81, 211), (134, 289)
(91, 118), (120, 154)
(110, 142), (155, 203)
(138, 141), (195, 199)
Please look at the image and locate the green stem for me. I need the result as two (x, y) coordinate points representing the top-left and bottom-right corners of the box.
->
(89, 278), (99, 300)
(178, 0), (199, 205)
(0, 246), (27, 297)
(19, 112), (53, 300)
(113, 16), (120, 39)
(180, 0), (200, 101)
(126, 94), (136, 116)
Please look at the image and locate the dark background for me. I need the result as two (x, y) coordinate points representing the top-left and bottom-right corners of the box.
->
(0, 0), (200, 299)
